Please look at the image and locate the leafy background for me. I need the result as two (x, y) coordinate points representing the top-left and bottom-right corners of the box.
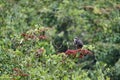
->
(0, 0), (120, 80)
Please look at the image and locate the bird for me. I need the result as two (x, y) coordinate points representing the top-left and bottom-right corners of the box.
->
(74, 37), (83, 49)
(73, 37), (97, 70)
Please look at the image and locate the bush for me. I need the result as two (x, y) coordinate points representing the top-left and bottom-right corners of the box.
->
(0, 0), (120, 79)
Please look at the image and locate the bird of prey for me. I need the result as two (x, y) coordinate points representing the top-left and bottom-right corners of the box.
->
(74, 37), (83, 49)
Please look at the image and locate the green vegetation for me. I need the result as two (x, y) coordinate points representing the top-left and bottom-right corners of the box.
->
(0, 0), (120, 80)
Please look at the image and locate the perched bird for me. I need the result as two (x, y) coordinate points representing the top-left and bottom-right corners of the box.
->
(73, 37), (97, 70)
(74, 37), (83, 49)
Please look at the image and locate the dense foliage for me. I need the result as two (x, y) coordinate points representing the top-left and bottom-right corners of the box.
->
(0, 0), (120, 80)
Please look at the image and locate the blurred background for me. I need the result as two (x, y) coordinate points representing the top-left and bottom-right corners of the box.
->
(0, 0), (120, 79)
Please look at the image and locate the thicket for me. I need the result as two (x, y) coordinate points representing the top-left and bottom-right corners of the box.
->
(0, 0), (120, 80)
